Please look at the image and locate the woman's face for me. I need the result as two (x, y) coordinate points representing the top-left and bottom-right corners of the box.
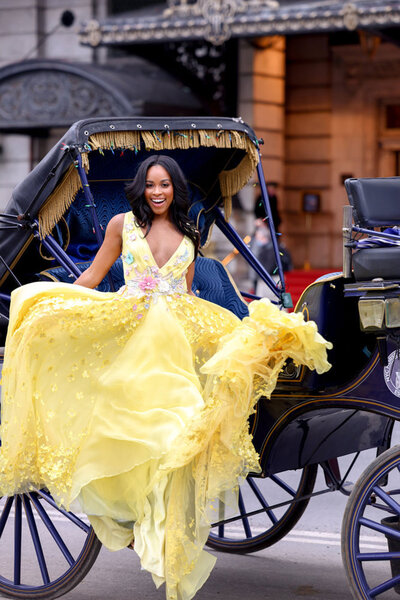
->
(144, 164), (174, 217)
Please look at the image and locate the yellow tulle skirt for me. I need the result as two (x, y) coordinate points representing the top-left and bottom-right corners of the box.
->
(0, 282), (331, 600)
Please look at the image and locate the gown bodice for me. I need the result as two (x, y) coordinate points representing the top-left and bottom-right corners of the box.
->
(120, 212), (194, 299)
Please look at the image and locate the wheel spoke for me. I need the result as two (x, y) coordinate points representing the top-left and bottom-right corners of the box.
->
(238, 489), (251, 538)
(14, 495), (22, 586)
(29, 493), (75, 566)
(0, 496), (14, 537)
(359, 516), (400, 541)
(247, 477), (278, 525)
(22, 496), (50, 585)
(372, 485), (400, 515)
(357, 551), (400, 561)
(366, 500), (397, 514)
(370, 573), (400, 597)
(269, 474), (296, 497)
(34, 489), (89, 533)
(207, 465), (317, 553)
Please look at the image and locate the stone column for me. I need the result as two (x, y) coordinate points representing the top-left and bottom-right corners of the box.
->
(237, 36), (286, 211)
(284, 34), (333, 269)
(232, 36), (285, 287)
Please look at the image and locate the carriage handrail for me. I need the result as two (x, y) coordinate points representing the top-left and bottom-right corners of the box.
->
(74, 152), (115, 292)
(352, 226), (400, 242)
(256, 159), (286, 288)
(214, 208), (292, 307)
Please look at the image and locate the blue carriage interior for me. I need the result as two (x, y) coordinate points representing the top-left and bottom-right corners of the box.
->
(3, 144), (246, 288)
(63, 147), (236, 258)
(2, 145), (242, 270)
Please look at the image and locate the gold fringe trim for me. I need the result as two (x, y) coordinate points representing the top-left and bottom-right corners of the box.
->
(219, 144), (259, 220)
(87, 130), (142, 153)
(38, 128), (259, 237)
(81, 152), (90, 172)
(38, 165), (82, 238)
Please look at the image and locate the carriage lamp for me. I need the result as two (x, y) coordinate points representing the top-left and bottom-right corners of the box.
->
(358, 298), (385, 330)
(385, 297), (400, 328)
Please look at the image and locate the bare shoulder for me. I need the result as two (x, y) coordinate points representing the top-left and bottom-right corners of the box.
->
(106, 213), (126, 237)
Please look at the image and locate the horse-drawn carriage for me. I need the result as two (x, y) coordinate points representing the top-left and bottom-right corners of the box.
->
(0, 116), (399, 599)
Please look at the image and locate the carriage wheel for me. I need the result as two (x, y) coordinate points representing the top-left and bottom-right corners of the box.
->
(342, 444), (400, 600)
(0, 489), (101, 599)
(206, 464), (318, 554)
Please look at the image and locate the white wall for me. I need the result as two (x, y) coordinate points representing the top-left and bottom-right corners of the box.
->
(0, 0), (106, 210)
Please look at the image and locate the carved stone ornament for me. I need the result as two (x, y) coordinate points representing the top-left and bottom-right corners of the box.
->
(165, 0), (279, 45)
(342, 3), (359, 31)
(0, 71), (125, 127)
(79, 1), (400, 48)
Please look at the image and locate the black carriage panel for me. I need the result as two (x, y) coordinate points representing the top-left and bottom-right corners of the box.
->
(275, 274), (376, 393)
(352, 247), (400, 281)
(256, 406), (390, 475)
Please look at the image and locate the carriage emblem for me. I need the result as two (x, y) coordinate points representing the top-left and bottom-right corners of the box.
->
(383, 350), (400, 397)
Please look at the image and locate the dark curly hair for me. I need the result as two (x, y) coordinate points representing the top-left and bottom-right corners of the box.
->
(125, 155), (200, 255)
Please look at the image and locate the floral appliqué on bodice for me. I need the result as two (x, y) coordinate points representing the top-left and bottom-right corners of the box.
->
(119, 212), (194, 302)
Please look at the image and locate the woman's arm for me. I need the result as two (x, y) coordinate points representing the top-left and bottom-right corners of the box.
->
(74, 214), (124, 288)
(186, 261), (195, 296)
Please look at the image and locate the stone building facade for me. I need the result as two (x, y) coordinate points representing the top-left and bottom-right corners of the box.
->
(2, 1), (400, 271)
(235, 30), (400, 269)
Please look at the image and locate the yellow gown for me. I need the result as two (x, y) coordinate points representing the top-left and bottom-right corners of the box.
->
(0, 211), (331, 600)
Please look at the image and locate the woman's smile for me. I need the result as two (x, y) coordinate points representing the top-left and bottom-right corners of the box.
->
(144, 165), (174, 216)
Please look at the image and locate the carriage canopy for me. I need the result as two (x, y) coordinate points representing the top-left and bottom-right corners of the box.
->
(0, 116), (260, 285)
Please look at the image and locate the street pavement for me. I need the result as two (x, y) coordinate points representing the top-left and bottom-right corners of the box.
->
(1, 444), (396, 599)
(62, 459), (361, 600)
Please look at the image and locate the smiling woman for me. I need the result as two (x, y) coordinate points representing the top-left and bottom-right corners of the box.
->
(0, 152), (331, 600)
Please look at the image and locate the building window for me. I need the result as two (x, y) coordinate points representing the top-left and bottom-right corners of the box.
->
(109, 0), (164, 14)
(386, 105), (400, 130)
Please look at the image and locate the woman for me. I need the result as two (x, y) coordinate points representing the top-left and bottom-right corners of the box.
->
(0, 155), (331, 600)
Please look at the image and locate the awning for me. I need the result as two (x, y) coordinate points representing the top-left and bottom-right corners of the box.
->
(0, 58), (204, 133)
(79, 1), (400, 47)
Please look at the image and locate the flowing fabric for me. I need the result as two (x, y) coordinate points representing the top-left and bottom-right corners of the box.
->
(0, 212), (332, 600)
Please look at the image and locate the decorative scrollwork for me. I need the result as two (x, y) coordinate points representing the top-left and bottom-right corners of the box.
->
(0, 72), (123, 125)
(165, 0), (279, 44)
(80, 1), (400, 48)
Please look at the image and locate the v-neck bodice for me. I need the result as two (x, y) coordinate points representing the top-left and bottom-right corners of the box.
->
(120, 212), (194, 298)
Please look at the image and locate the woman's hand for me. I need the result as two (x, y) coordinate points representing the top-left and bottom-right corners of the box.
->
(74, 214), (124, 288)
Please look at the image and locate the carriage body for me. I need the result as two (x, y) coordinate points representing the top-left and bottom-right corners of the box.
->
(1, 117), (400, 599)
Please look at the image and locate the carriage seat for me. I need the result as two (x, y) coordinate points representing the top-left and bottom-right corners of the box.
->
(37, 256), (249, 320)
(345, 177), (400, 281)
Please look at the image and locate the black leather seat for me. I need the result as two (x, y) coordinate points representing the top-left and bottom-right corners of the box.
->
(345, 177), (400, 280)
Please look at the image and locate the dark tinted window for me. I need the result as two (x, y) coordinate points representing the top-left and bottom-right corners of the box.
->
(109, 0), (164, 14)
(386, 105), (400, 129)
